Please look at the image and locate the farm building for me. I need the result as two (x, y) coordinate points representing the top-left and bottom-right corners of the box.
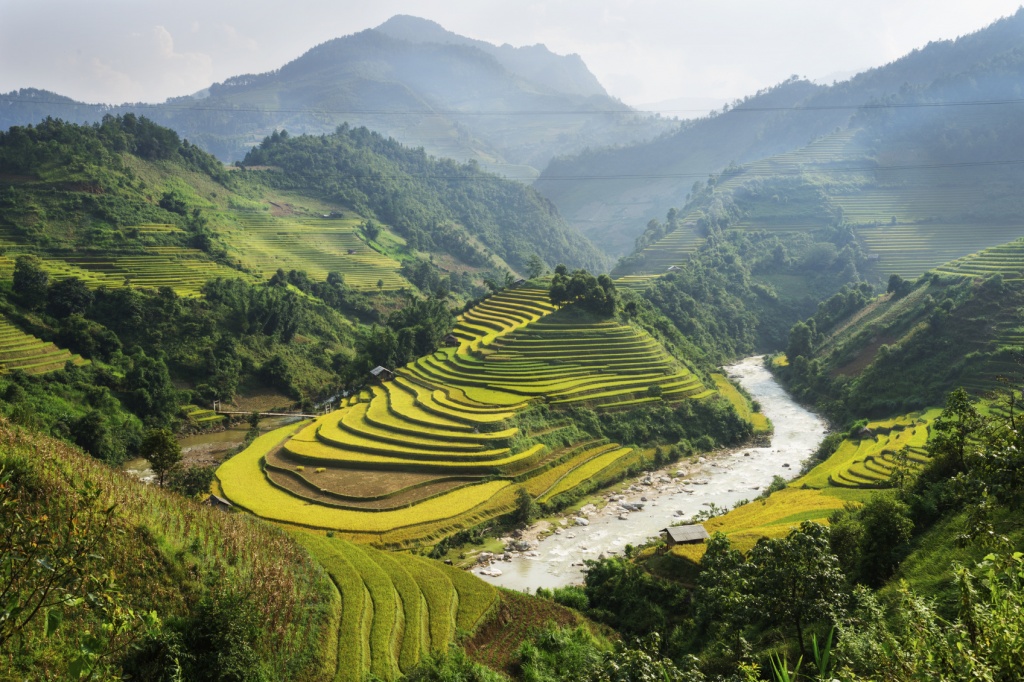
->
(205, 494), (234, 512)
(667, 265), (682, 272)
(661, 524), (709, 546)
(370, 366), (395, 382)
(512, 278), (527, 288)
(443, 333), (460, 347)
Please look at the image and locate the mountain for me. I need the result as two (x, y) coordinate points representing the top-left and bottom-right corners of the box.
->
(0, 17), (670, 176)
(538, 8), (1024, 256)
(610, 8), (1024, 284)
(374, 15), (607, 98)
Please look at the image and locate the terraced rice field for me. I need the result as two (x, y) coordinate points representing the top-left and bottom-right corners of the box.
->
(181, 404), (226, 425)
(931, 237), (1024, 281)
(856, 224), (1024, 279)
(293, 532), (498, 681)
(671, 410), (937, 562)
(217, 284), (718, 545)
(0, 223), (249, 296)
(800, 411), (938, 490)
(615, 130), (861, 276)
(0, 314), (85, 375)
(222, 215), (407, 290)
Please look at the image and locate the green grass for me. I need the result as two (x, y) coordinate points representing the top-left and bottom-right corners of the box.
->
(223, 215), (408, 290)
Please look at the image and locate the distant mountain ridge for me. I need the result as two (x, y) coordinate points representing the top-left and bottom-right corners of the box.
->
(538, 8), (1024, 256)
(374, 15), (608, 98)
(0, 17), (669, 176)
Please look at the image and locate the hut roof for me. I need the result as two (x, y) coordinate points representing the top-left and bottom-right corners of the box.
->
(662, 524), (709, 544)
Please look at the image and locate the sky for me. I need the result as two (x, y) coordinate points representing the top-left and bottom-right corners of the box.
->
(2, 0), (1022, 112)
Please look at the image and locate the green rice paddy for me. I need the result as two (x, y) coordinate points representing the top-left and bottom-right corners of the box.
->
(222, 215), (407, 291)
(0, 314), (86, 376)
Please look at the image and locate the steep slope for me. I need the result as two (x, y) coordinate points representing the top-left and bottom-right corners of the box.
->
(776, 239), (1024, 420)
(0, 418), (337, 679)
(613, 118), (1024, 283)
(217, 283), (751, 547)
(0, 19), (669, 174)
(242, 125), (609, 274)
(374, 15), (607, 98)
(540, 8), (1024, 256)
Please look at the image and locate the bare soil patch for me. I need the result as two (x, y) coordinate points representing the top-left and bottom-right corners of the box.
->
(833, 334), (896, 377)
(264, 467), (475, 509)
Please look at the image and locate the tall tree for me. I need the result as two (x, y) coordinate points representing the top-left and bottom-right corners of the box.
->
(747, 522), (846, 658)
(141, 428), (181, 488)
(12, 255), (48, 310)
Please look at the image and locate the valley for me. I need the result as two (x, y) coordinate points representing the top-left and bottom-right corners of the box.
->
(4, 7), (1024, 682)
(484, 356), (827, 591)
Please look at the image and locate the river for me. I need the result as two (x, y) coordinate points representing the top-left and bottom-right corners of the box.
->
(482, 355), (828, 591)
(122, 415), (304, 482)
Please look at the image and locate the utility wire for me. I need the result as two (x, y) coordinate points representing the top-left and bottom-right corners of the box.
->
(3, 96), (1024, 116)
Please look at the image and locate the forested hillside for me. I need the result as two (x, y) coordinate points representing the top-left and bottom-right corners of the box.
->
(775, 241), (1024, 422)
(242, 125), (609, 274)
(0, 115), (614, 475)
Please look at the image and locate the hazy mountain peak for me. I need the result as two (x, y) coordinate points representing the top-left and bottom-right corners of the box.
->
(374, 14), (456, 43)
(374, 14), (608, 98)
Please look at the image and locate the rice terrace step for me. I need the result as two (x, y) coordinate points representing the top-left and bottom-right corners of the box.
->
(216, 284), (725, 546)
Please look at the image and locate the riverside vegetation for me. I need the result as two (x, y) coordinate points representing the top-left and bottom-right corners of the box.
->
(7, 12), (1024, 680)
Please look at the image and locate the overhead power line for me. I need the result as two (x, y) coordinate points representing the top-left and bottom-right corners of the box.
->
(241, 158), (1024, 184)
(2, 96), (1024, 117)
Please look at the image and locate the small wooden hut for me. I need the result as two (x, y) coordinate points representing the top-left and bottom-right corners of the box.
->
(205, 494), (234, 512)
(661, 524), (709, 547)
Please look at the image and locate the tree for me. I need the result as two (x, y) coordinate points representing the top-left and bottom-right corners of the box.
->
(46, 277), (93, 319)
(526, 254), (546, 279)
(124, 350), (179, 424)
(549, 269), (617, 317)
(168, 466), (216, 498)
(747, 522), (846, 658)
(695, 532), (752, 654)
(929, 387), (982, 475)
(362, 220), (381, 242)
(141, 428), (181, 487)
(12, 255), (49, 310)
(513, 487), (539, 526)
(786, 320), (814, 360)
(856, 494), (913, 586)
